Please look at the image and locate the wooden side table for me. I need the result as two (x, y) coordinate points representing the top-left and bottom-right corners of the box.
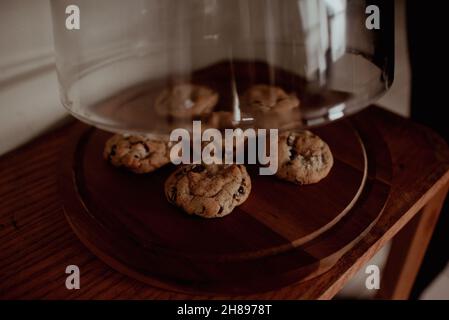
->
(1, 106), (448, 300)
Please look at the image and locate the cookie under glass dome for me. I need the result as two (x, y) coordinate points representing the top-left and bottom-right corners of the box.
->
(51, 0), (394, 135)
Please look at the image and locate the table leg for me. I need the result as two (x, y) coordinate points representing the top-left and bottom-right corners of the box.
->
(377, 184), (449, 300)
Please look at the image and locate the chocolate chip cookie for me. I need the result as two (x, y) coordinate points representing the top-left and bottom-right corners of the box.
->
(276, 131), (333, 185)
(155, 84), (219, 118)
(243, 84), (300, 114)
(104, 134), (171, 174)
(165, 164), (251, 218)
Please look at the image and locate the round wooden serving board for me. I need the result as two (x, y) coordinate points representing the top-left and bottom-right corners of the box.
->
(60, 118), (392, 295)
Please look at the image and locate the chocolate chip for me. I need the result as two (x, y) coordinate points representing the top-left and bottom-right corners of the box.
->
(252, 100), (264, 107)
(169, 187), (177, 202)
(143, 144), (150, 153)
(191, 165), (205, 173)
(238, 186), (245, 194)
(218, 206), (224, 214)
(290, 149), (298, 160)
(109, 145), (117, 156)
(108, 145), (117, 162)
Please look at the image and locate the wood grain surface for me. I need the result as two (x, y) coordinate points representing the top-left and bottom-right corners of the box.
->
(1, 106), (449, 299)
(59, 118), (384, 295)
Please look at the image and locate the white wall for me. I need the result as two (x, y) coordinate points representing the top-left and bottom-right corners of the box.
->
(0, 0), (67, 156)
(0, 0), (53, 68)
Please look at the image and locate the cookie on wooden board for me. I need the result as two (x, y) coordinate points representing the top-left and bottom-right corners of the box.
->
(155, 84), (219, 118)
(276, 131), (333, 185)
(165, 164), (251, 218)
(104, 134), (171, 174)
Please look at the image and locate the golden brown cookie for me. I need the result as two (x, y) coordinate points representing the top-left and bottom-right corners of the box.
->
(165, 164), (251, 218)
(242, 84), (300, 114)
(276, 131), (333, 185)
(104, 134), (171, 174)
(155, 84), (219, 118)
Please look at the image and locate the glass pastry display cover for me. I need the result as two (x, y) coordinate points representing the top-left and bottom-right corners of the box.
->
(51, 0), (394, 135)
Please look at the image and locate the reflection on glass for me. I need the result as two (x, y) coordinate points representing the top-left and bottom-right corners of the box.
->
(51, 0), (394, 135)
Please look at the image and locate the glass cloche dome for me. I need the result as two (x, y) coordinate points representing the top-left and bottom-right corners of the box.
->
(51, 0), (394, 135)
